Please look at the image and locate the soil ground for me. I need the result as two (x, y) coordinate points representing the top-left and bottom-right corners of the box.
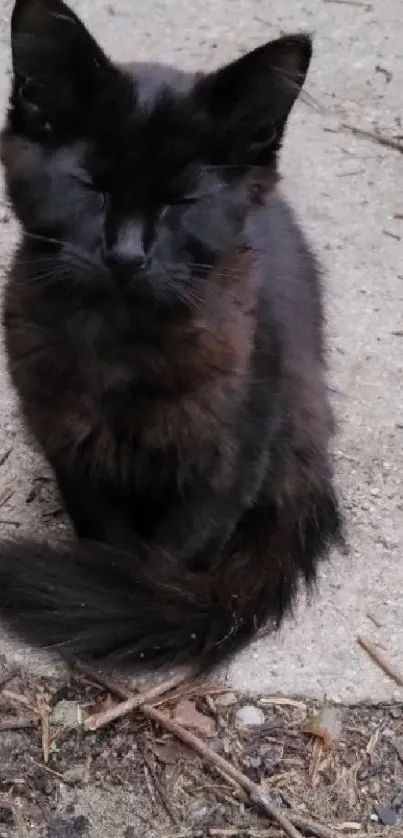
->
(0, 666), (402, 837)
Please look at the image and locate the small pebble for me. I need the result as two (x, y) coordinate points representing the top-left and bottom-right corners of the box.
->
(235, 704), (265, 728)
(374, 805), (398, 826)
(215, 692), (237, 708)
(187, 802), (209, 822)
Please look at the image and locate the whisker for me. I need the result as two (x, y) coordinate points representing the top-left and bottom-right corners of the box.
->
(23, 231), (101, 270)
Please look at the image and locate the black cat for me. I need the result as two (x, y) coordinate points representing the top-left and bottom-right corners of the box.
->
(0, 0), (342, 669)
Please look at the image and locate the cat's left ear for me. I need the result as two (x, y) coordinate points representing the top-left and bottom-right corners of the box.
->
(195, 34), (312, 166)
(10, 0), (113, 133)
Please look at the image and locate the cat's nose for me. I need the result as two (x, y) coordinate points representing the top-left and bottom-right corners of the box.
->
(103, 248), (148, 282)
(103, 219), (149, 283)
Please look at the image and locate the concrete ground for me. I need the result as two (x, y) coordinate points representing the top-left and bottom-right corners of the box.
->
(0, 0), (402, 709)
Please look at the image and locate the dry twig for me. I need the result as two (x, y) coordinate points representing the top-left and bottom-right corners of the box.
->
(143, 748), (181, 825)
(323, 0), (372, 7)
(73, 663), (131, 701)
(208, 831), (272, 837)
(357, 634), (403, 687)
(153, 683), (231, 706)
(341, 123), (403, 154)
(0, 668), (19, 692)
(3, 689), (37, 712)
(389, 738), (403, 764)
(0, 446), (13, 468)
(0, 716), (37, 731)
(144, 703), (302, 838)
(37, 693), (51, 764)
(146, 703), (341, 838)
(0, 487), (14, 508)
(84, 669), (195, 730)
(32, 760), (68, 781)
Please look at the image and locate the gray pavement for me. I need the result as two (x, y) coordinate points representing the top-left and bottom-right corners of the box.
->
(0, 0), (402, 708)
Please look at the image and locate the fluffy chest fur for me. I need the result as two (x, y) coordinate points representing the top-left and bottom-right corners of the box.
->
(4, 243), (257, 482)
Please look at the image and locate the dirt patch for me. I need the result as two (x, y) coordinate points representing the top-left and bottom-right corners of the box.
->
(0, 666), (402, 837)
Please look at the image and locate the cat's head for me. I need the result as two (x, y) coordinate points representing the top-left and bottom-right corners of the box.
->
(1, 0), (312, 304)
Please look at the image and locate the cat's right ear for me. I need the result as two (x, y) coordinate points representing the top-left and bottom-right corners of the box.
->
(10, 0), (112, 134)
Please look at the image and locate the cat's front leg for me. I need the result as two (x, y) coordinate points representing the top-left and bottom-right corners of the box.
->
(53, 465), (134, 548)
(153, 486), (244, 570)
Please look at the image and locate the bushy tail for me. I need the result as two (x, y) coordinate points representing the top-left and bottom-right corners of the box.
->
(0, 483), (342, 670)
(0, 536), (264, 669)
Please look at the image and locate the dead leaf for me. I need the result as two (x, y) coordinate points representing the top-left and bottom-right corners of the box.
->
(303, 706), (342, 748)
(172, 699), (216, 737)
(152, 739), (194, 765)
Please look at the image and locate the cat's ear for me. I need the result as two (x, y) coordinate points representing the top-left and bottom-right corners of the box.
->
(195, 34), (312, 166)
(10, 0), (112, 132)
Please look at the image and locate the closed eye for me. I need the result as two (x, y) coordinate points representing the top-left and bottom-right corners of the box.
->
(168, 195), (200, 208)
(72, 174), (108, 209)
(175, 196), (198, 205)
(72, 173), (98, 190)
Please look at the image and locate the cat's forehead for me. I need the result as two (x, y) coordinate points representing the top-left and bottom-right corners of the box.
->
(122, 61), (197, 108)
(82, 65), (206, 195)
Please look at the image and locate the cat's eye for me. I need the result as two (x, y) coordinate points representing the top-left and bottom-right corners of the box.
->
(73, 173), (99, 191)
(171, 196), (199, 207)
(73, 174), (108, 209)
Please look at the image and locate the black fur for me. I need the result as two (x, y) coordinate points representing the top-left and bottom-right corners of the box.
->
(0, 0), (342, 670)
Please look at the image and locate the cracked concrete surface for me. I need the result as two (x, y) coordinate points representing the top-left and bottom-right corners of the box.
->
(0, 0), (402, 708)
